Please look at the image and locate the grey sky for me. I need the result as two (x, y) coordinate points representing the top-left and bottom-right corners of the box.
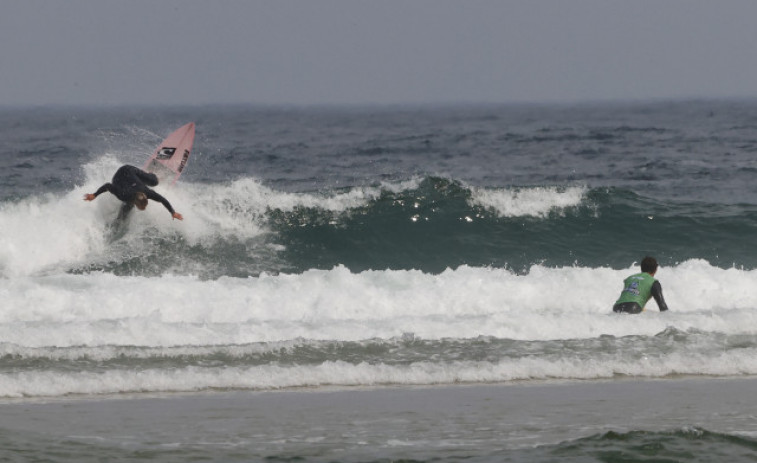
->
(3, 0), (757, 106)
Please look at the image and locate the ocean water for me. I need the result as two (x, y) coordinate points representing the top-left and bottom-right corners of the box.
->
(3, 100), (757, 461)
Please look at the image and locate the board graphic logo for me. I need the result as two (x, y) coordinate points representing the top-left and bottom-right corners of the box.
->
(157, 147), (176, 160)
(178, 149), (190, 172)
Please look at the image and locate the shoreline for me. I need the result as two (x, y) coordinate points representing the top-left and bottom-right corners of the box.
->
(0, 374), (757, 407)
(0, 374), (749, 406)
(0, 376), (756, 460)
(0, 373), (752, 405)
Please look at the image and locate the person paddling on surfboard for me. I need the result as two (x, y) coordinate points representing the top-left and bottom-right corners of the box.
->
(83, 165), (183, 221)
(613, 256), (669, 314)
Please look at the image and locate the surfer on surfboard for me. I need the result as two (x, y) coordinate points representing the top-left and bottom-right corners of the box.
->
(612, 256), (669, 314)
(83, 164), (183, 221)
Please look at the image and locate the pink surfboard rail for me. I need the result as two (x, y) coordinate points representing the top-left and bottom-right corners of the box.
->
(143, 122), (195, 185)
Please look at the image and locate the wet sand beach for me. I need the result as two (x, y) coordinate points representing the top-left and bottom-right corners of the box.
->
(1, 377), (756, 461)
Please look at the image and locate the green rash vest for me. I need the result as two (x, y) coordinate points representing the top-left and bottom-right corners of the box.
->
(615, 272), (656, 308)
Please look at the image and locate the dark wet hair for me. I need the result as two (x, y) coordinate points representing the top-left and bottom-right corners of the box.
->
(134, 192), (148, 210)
(640, 256), (658, 274)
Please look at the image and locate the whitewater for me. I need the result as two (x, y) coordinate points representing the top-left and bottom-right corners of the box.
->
(2, 149), (757, 398)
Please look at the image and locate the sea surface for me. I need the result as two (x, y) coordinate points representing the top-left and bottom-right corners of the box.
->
(3, 100), (757, 461)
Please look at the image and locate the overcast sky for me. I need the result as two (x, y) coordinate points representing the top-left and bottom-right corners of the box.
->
(3, 0), (757, 106)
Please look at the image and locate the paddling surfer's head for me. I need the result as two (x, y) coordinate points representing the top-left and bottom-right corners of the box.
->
(134, 192), (148, 210)
(640, 256), (658, 275)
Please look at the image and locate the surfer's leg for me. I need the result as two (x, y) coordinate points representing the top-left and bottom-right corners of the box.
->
(145, 172), (159, 187)
(138, 171), (160, 187)
(612, 302), (643, 314)
(116, 202), (135, 222)
(106, 202), (134, 241)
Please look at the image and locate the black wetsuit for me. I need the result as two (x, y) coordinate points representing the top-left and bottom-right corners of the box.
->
(92, 165), (175, 219)
(612, 280), (669, 314)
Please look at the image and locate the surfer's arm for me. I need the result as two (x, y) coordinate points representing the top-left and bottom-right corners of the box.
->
(651, 281), (669, 312)
(84, 183), (112, 201)
(144, 189), (182, 219)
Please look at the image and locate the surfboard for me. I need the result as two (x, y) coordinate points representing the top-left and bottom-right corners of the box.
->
(143, 122), (195, 185)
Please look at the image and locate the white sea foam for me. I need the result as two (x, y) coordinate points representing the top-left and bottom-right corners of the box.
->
(3, 347), (757, 398)
(3, 156), (756, 398)
(0, 157), (587, 278)
(0, 155), (382, 277)
(2, 260), (757, 348)
(2, 255), (757, 396)
(469, 185), (587, 217)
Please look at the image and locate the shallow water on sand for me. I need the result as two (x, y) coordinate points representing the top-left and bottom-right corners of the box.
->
(1, 378), (757, 462)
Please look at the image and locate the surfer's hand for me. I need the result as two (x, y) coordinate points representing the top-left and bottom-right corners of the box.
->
(83, 194), (96, 201)
(172, 212), (183, 221)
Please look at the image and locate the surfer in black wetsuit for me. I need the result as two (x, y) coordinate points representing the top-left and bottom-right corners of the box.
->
(83, 165), (183, 221)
